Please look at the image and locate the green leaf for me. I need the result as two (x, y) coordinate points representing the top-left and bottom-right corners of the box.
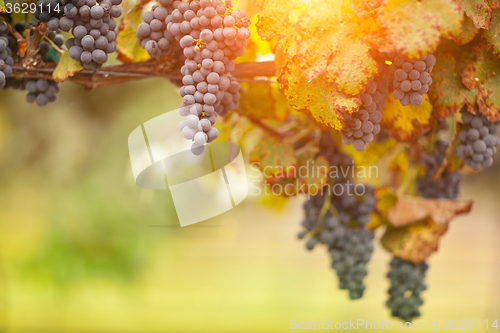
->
(249, 137), (298, 183)
(116, 5), (150, 63)
(453, 14), (480, 45)
(0, 0), (6, 12)
(456, 0), (492, 29)
(461, 45), (500, 122)
(484, 8), (500, 55)
(52, 50), (82, 83)
(377, 0), (462, 59)
(428, 52), (477, 118)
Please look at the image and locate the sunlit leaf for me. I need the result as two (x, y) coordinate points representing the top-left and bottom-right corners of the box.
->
(378, 0), (462, 59)
(453, 14), (480, 45)
(380, 94), (434, 141)
(52, 50), (83, 83)
(116, 5), (150, 64)
(456, 0), (492, 29)
(484, 8), (500, 55)
(249, 137), (298, 182)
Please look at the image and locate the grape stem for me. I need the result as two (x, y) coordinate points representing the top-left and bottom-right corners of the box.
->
(42, 35), (64, 54)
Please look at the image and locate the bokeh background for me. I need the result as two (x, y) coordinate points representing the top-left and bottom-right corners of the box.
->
(0, 76), (499, 332)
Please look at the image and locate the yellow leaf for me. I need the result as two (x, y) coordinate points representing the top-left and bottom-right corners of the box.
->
(52, 50), (83, 83)
(116, 5), (150, 63)
(381, 94), (434, 141)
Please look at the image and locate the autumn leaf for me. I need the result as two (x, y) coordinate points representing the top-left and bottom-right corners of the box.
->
(342, 137), (397, 167)
(387, 196), (473, 227)
(456, 0), (492, 29)
(238, 82), (290, 120)
(484, 8), (500, 55)
(375, 186), (398, 220)
(116, 5), (150, 63)
(428, 52), (477, 118)
(278, 62), (359, 130)
(453, 14), (480, 45)
(382, 218), (448, 264)
(0, 0), (5, 12)
(52, 50), (83, 83)
(461, 45), (500, 122)
(256, 0), (308, 43)
(249, 137), (298, 182)
(380, 94), (434, 141)
(377, 0), (462, 59)
(350, 0), (386, 18)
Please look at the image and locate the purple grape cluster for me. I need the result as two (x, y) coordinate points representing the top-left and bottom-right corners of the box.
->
(341, 77), (389, 151)
(25, 79), (60, 106)
(0, 29), (14, 88)
(165, 0), (250, 154)
(456, 110), (500, 170)
(35, 0), (66, 29)
(57, 0), (122, 69)
(390, 54), (435, 106)
(136, 0), (176, 57)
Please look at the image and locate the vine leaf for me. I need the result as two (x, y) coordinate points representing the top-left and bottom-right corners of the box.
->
(343, 137), (397, 167)
(278, 62), (359, 130)
(453, 14), (480, 45)
(380, 94), (434, 141)
(0, 0), (5, 12)
(116, 5), (150, 64)
(238, 82), (289, 120)
(377, 0), (462, 59)
(456, 0), (492, 29)
(249, 137), (298, 183)
(255, 0), (308, 43)
(428, 52), (477, 118)
(484, 8), (500, 55)
(387, 196), (473, 227)
(350, 0), (386, 18)
(52, 50), (83, 83)
(272, 153), (330, 197)
(382, 218), (448, 264)
(461, 45), (500, 122)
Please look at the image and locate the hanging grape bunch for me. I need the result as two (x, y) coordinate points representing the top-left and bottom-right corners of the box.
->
(341, 77), (388, 151)
(456, 109), (500, 170)
(25, 79), (60, 106)
(63, 0), (122, 69)
(391, 54), (435, 106)
(0, 28), (14, 88)
(160, 0), (251, 155)
(136, 0), (176, 57)
(35, 0), (66, 28)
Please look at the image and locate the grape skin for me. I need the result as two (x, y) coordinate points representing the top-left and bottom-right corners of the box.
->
(392, 54), (435, 106)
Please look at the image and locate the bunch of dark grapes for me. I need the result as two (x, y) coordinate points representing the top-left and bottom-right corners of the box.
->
(341, 77), (388, 151)
(35, 0), (66, 28)
(136, 0), (176, 57)
(390, 54), (435, 106)
(456, 110), (500, 170)
(61, 0), (122, 69)
(166, 0), (250, 154)
(299, 169), (376, 300)
(25, 79), (60, 106)
(39, 30), (66, 62)
(0, 27), (14, 88)
(386, 257), (428, 322)
(417, 140), (461, 199)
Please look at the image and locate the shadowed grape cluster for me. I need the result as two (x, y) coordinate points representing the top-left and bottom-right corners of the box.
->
(59, 0), (122, 69)
(456, 110), (499, 170)
(386, 258), (428, 323)
(35, 0), (66, 25)
(391, 54), (435, 106)
(299, 171), (376, 300)
(26, 79), (60, 106)
(0, 23), (14, 89)
(136, 0), (176, 57)
(417, 140), (461, 199)
(341, 77), (389, 151)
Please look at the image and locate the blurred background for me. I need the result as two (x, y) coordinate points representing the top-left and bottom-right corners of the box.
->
(0, 77), (499, 333)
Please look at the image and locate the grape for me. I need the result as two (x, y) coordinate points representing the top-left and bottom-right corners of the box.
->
(392, 54), (435, 106)
(386, 258), (428, 322)
(299, 163), (376, 300)
(191, 142), (205, 155)
(341, 76), (388, 151)
(456, 109), (499, 170)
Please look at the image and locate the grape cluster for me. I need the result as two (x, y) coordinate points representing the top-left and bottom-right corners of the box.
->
(40, 30), (66, 62)
(417, 140), (461, 199)
(166, 0), (250, 154)
(341, 77), (389, 151)
(60, 0), (122, 69)
(456, 110), (500, 170)
(386, 257), (428, 322)
(136, 0), (176, 58)
(0, 27), (14, 88)
(35, 0), (66, 26)
(390, 54), (435, 106)
(299, 177), (376, 300)
(25, 79), (60, 106)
